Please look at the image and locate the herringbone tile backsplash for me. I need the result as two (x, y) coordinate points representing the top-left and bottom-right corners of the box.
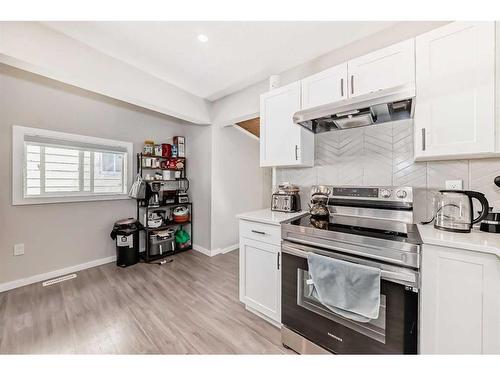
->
(276, 120), (500, 222)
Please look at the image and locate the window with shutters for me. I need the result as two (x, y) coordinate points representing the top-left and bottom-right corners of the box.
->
(13, 126), (133, 205)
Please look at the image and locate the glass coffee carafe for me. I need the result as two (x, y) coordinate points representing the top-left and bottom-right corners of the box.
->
(433, 190), (489, 233)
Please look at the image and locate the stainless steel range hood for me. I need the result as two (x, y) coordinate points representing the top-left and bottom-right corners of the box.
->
(293, 84), (415, 133)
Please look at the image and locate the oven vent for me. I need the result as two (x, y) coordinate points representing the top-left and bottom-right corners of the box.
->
(42, 273), (77, 287)
(293, 84), (415, 133)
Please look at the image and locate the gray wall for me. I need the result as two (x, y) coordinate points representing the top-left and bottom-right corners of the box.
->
(210, 125), (271, 252)
(0, 64), (211, 285)
(184, 124), (212, 250)
(277, 120), (500, 222)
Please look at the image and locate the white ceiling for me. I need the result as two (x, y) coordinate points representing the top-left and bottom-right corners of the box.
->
(44, 21), (398, 101)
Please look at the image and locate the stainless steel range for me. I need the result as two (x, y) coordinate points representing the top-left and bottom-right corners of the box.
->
(281, 185), (421, 354)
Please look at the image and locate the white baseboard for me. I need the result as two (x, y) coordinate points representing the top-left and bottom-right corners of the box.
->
(0, 255), (116, 293)
(222, 243), (239, 254)
(192, 243), (238, 257)
(1, 243), (239, 293)
(212, 243), (239, 256)
(245, 305), (282, 328)
(192, 244), (211, 256)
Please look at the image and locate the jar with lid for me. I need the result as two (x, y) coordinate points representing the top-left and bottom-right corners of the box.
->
(143, 140), (154, 155)
(154, 144), (162, 157)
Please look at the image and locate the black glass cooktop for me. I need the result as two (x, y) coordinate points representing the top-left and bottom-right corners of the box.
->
(289, 214), (422, 245)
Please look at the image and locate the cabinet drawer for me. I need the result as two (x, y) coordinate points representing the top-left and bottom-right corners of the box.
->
(239, 220), (281, 245)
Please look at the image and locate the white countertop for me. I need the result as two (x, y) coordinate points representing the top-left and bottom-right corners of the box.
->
(237, 209), (306, 226)
(237, 211), (500, 258)
(418, 224), (500, 259)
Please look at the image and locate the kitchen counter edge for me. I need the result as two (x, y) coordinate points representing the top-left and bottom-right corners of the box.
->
(237, 209), (307, 226)
(418, 224), (500, 259)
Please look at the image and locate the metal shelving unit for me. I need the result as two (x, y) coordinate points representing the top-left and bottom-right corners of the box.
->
(136, 153), (193, 263)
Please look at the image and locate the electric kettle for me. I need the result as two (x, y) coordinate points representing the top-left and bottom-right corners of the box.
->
(433, 190), (489, 233)
(309, 192), (330, 218)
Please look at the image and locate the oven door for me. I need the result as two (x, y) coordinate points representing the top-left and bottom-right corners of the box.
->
(281, 241), (419, 354)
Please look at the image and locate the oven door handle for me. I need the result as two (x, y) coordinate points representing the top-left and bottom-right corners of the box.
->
(282, 243), (417, 285)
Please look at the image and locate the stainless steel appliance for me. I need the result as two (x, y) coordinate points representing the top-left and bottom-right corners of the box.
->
(480, 208), (500, 233)
(148, 182), (161, 207)
(271, 184), (301, 212)
(281, 185), (421, 354)
(176, 192), (189, 204)
(293, 84), (415, 133)
(145, 211), (163, 228)
(149, 228), (175, 256)
(309, 186), (332, 218)
(433, 190), (489, 233)
(176, 178), (190, 204)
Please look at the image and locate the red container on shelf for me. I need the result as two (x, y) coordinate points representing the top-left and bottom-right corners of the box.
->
(164, 159), (182, 170)
(162, 143), (172, 158)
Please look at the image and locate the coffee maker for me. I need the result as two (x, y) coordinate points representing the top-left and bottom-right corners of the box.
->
(148, 182), (161, 207)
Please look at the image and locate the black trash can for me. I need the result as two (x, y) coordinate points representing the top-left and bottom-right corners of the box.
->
(110, 218), (140, 267)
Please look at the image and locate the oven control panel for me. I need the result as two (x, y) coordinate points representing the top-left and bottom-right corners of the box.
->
(321, 186), (413, 203)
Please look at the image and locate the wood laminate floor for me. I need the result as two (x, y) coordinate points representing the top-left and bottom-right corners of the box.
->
(0, 250), (290, 354)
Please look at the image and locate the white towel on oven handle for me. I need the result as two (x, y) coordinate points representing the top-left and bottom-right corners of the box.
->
(307, 252), (381, 323)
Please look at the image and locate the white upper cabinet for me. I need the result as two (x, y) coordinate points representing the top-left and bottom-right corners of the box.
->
(347, 39), (415, 97)
(301, 41), (415, 109)
(414, 22), (496, 161)
(301, 63), (348, 110)
(260, 82), (314, 167)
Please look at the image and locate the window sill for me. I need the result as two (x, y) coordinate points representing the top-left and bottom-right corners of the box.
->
(12, 194), (131, 206)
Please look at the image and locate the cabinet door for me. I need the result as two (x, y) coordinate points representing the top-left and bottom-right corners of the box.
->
(347, 39), (415, 98)
(301, 63), (348, 109)
(260, 82), (314, 167)
(240, 237), (281, 323)
(414, 22), (495, 160)
(421, 244), (500, 354)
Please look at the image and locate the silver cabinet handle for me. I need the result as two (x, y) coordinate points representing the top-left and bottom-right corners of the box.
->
(350, 75), (354, 95)
(295, 145), (299, 161)
(340, 78), (344, 97)
(251, 229), (266, 235)
(421, 128), (426, 151)
(277, 252), (280, 270)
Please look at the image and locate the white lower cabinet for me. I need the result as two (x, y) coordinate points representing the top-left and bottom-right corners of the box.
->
(420, 244), (500, 354)
(239, 219), (281, 325)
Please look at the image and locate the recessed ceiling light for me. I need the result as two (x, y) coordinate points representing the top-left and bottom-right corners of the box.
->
(197, 34), (208, 43)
